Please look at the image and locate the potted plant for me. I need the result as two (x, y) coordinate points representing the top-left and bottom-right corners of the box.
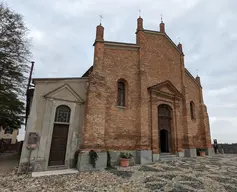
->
(199, 148), (206, 157)
(120, 152), (132, 167)
(88, 150), (98, 168)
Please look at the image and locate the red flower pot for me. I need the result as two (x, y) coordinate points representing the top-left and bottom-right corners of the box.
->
(199, 151), (205, 157)
(120, 158), (129, 167)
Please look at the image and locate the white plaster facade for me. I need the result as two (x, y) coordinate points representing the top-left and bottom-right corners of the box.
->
(0, 127), (19, 144)
(19, 78), (88, 171)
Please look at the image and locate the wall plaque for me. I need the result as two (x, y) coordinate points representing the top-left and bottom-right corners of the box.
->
(27, 132), (40, 149)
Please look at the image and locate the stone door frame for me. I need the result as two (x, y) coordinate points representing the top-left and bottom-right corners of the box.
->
(158, 104), (173, 153)
(148, 82), (183, 155)
(44, 100), (76, 170)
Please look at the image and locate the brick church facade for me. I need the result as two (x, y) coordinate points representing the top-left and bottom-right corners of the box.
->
(81, 17), (212, 162)
(19, 16), (213, 172)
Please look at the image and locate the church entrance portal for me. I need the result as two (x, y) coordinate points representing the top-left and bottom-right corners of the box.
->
(158, 104), (172, 153)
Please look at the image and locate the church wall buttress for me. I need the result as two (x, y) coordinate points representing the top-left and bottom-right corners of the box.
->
(173, 98), (183, 151)
(204, 111), (212, 148)
(82, 41), (107, 149)
(197, 84), (212, 147)
(138, 30), (151, 150)
(199, 103), (212, 148)
(151, 101), (159, 153)
(179, 55), (189, 149)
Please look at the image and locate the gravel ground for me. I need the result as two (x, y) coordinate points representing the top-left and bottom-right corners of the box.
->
(0, 153), (19, 173)
(1, 154), (237, 192)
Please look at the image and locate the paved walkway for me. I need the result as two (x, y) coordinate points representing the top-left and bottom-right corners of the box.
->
(0, 154), (237, 191)
(32, 169), (79, 177)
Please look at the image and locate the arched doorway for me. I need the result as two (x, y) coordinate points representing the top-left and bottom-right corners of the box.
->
(158, 104), (172, 153)
(48, 105), (71, 166)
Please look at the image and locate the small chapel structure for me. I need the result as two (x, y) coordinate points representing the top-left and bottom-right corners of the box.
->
(19, 16), (213, 172)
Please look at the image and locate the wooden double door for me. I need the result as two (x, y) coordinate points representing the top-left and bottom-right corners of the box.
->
(48, 124), (69, 166)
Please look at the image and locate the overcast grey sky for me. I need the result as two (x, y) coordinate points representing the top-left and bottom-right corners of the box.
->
(7, 0), (237, 143)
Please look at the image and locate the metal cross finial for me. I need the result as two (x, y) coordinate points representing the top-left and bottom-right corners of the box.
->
(161, 14), (163, 23)
(196, 69), (199, 76)
(139, 9), (141, 18)
(99, 15), (103, 25)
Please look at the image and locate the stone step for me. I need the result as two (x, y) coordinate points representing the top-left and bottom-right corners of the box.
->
(160, 153), (178, 161)
(160, 155), (177, 158)
(160, 157), (177, 161)
(160, 154), (176, 156)
(160, 154), (177, 157)
(48, 165), (68, 171)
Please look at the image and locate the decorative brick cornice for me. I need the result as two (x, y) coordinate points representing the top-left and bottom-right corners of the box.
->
(135, 29), (144, 34)
(93, 40), (104, 46)
(104, 41), (140, 50)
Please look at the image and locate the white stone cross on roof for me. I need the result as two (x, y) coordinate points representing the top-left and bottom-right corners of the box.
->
(139, 9), (141, 18)
(99, 15), (103, 25)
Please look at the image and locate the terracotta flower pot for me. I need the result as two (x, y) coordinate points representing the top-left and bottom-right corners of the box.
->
(120, 158), (129, 167)
(199, 151), (205, 157)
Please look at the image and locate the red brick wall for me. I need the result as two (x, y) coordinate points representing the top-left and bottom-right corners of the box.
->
(184, 72), (202, 147)
(82, 21), (211, 152)
(82, 40), (107, 149)
(103, 47), (140, 149)
(142, 33), (182, 92)
(137, 31), (184, 151)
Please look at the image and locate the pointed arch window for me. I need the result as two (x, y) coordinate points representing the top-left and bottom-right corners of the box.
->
(117, 79), (127, 107)
(190, 101), (195, 120)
